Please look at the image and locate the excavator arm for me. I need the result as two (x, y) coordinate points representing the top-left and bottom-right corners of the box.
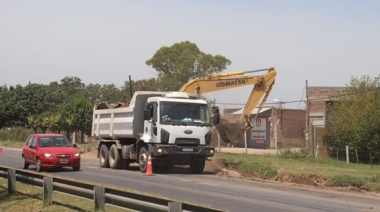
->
(179, 67), (277, 129)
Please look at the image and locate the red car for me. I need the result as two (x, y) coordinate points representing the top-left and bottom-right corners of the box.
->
(21, 134), (81, 172)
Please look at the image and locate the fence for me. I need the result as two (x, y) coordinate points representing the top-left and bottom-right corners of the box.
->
(0, 166), (222, 212)
(326, 146), (380, 165)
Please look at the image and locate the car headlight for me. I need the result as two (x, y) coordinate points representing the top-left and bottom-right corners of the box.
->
(74, 152), (80, 157)
(43, 153), (53, 158)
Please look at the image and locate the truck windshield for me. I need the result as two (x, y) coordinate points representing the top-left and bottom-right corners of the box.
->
(160, 102), (209, 125)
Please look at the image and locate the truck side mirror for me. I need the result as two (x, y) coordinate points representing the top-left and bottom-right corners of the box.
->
(144, 109), (151, 120)
(213, 114), (220, 125)
(212, 106), (220, 125)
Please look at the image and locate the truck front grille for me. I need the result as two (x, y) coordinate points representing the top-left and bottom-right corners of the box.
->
(175, 138), (200, 146)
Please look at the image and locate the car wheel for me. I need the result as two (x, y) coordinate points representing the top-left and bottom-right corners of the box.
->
(99, 145), (110, 168)
(22, 156), (29, 169)
(109, 144), (121, 169)
(73, 166), (80, 171)
(36, 158), (43, 172)
(139, 147), (148, 173)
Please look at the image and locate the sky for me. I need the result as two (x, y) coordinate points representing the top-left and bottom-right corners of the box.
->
(1, 0), (379, 110)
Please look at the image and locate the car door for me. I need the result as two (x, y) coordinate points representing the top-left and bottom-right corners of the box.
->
(29, 136), (38, 164)
(23, 136), (35, 163)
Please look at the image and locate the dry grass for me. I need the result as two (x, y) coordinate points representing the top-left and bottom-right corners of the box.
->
(0, 178), (131, 211)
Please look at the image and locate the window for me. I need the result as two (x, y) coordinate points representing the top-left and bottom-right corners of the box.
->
(30, 137), (36, 148)
(160, 102), (209, 125)
(39, 136), (71, 147)
(26, 136), (34, 146)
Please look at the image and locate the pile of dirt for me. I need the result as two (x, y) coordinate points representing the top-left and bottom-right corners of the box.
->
(213, 117), (246, 147)
(275, 173), (328, 187)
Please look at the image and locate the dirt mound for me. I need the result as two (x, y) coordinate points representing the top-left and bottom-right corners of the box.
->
(275, 173), (328, 186)
(215, 117), (246, 147)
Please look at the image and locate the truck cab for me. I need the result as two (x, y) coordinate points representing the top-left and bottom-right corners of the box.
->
(141, 92), (215, 173)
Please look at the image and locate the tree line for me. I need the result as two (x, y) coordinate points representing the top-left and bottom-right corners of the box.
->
(0, 41), (231, 141)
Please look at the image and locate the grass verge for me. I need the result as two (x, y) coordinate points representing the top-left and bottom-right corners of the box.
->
(0, 178), (130, 211)
(215, 152), (380, 192)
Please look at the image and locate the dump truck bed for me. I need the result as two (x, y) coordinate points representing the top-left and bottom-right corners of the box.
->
(91, 91), (167, 139)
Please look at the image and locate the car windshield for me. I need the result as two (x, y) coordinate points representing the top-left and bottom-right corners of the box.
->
(160, 102), (210, 125)
(39, 136), (71, 147)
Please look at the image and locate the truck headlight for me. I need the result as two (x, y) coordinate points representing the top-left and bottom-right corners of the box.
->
(210, 149), (214, 155)
(157, 148), (163, 153)
(74, 152), (80, 157)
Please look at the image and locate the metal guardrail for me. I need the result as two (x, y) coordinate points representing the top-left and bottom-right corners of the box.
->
(0, 166), (223, 212)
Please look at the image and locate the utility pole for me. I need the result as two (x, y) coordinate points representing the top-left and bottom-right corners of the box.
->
(305, 80), (310, 151)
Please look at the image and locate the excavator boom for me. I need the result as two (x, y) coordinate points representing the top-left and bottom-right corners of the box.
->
(179, 67), (277, 145)
(180, 67), (277, 126)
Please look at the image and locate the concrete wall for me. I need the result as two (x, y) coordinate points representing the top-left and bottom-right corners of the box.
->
(269, 109), (306, 148)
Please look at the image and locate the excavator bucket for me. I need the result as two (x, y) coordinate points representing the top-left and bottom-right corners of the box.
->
(215, 117), (246, 146)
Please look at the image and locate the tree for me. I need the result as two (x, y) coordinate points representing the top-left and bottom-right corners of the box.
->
(328, 75), (380, 155)
(84, 83), (102, 105)
(59, 76), (85, 99)
(0, 85), (9, 128)
(146, 41), (231, 91)
(122, 78), (161, 99)
(60, 96), (92, 143)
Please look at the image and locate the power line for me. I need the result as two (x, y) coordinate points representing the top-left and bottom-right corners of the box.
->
(215, 87), (379, 106)
(296, 83), (306, 109)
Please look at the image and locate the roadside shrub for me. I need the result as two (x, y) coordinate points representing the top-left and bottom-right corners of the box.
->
(0, 128), (32, 142)
(328, 175), (367, 188)
(244, 162), (277, 179)
(369, 174), (380, 183)
(219, 154), (278, 179)
(280, 147), (308, 160)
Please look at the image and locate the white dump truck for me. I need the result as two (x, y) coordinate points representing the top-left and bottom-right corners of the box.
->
(91, 91), (220, 174)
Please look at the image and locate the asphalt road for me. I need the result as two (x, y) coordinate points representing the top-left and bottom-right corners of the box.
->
(1, 148), (379, 212)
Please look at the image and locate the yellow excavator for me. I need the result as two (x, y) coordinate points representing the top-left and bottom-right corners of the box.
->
(179, 67), (277, 145)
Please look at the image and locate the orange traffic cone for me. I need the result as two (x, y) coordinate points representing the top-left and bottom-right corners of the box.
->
(0, 143), (3, 155)
(144, 154), (154, 176)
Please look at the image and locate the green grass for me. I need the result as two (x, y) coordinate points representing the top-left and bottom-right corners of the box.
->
(0, 178), (130, 211)
(215, 152), (380, 192)
(0, 140), (25, 148)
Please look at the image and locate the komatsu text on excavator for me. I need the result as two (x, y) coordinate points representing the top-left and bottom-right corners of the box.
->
(179, 67), (277, 145)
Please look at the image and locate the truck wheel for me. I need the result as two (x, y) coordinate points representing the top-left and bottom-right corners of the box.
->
(190, 158), (205, 174)
(109, 144), (121, 169)
(139, 147), (148, 173)
(99, 145), (110, 168)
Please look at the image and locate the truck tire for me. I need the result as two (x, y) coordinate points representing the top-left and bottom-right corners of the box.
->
(138, 147), (148, 173)
(109, 144), (122, 169)
(99, 145), (110, 168)
(190, 158), (205, 174)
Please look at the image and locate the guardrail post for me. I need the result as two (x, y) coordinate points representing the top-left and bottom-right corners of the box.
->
(43, 177), (53, 205)
(94, 186), (105, 212)
(7, 169), (16, 194)
(168, 202), (182, 212)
